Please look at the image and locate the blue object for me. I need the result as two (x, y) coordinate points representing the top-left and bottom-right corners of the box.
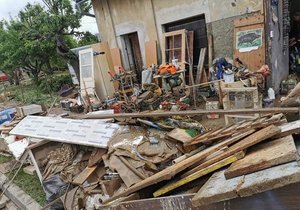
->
(0, 108), (16, 125)
(216, 58), (230, 80)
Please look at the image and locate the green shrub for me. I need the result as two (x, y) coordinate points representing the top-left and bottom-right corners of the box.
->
(39, 74), (73, 94)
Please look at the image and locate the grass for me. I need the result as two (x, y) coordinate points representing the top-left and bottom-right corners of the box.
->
(0, 155), (12, 164)
(5, 83), (55, 106)
(7, 167), (47, 206)
(0, 155), (46, 206)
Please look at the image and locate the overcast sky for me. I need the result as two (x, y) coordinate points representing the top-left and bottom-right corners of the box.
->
(0, 0), (99, 34)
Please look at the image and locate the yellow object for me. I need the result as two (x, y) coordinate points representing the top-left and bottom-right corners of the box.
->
(153, 152), (244, 197)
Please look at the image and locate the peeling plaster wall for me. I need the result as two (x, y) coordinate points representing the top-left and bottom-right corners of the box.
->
(92, 0), (264, 65)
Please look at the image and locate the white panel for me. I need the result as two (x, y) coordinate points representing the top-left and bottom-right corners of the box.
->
(79, 48), (95, 96)
(10, 116), (120, 148)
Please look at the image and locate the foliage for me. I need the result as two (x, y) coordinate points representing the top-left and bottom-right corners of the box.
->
(78, 31), (99, 47)
(39, 73), (73, 93)
(0, 0), (95, 85)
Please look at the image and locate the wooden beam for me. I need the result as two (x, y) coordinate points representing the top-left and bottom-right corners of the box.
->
(182, 125), (281, 178)
(153, 151), (245, 197)
(225, 135), (298, 179)
(81, 107), (300, 119)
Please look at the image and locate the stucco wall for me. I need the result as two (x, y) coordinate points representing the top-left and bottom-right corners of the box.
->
(92, 0), (264, 65)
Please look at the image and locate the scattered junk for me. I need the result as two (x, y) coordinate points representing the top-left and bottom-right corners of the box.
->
(2, 9), (300, 210)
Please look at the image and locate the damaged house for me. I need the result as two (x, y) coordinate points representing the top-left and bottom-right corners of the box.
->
(81, 0), (296, 93)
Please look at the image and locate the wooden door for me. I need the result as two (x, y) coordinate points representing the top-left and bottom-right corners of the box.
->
(234, 13), (265, 71)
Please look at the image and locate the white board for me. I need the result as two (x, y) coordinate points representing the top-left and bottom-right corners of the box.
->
(10, 116), (120, 148)
(79, 48), (95, 96)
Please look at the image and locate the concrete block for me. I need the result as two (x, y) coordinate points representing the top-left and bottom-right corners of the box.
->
(0, 194), (9, 209)
(6, 201), (19, 210)
(23, 165), (36, 176)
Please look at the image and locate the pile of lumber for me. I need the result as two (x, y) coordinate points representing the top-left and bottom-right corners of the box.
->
(4, 112), (300, 209)
(102, 113), (300, 207)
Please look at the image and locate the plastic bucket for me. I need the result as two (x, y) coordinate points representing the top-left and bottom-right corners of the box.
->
(223, 72), (234, 83)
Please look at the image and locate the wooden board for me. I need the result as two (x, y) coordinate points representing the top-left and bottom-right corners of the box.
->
(167, 128), (194, 144)
(153, 151), (245, 197)
(72, 165), (97, 185)
(182, 125), (281, 177)
(110, 48), (122, 68)
(145, 41), (157, 67)
(225, 135), (298, 179)
(91, 43), (116, 99)
(195, 48), (207, 85)
(192, 161), (300, 207)
(233, 13), (265, 71)
(91, 42), (114, 73)
(83, 107), (300, 120)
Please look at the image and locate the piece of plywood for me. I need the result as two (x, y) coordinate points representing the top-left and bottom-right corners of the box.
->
(183, 125), (281, 177)
(195, 48), (207, 85)
(110, 48), (122, 68)
(192, 161), (300, 207)
(91, 43), (116, 99)
(225, 135), (298, 179)
(234, 13), (265, 71)
(153, 151), (245, 197)
(167, 128), (194, 144)
(145, 41), (157, 67)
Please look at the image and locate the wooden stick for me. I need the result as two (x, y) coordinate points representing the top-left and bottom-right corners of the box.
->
(184, 79), (224, 89)
(153, 151), (245, 197)
(80, 107), (300, 119)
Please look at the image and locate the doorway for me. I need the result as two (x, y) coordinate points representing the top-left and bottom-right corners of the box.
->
(122, 32), (143, 82)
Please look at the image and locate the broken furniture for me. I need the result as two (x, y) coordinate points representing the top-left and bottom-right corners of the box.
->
(220, 78), (261, 125)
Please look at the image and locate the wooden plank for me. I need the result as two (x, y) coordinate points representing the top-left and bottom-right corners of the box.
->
(225, 135), (298, 179)
(103, 129), (256, 204)
(167, 128), (194, 144)
(195, 48), (207, 85)
(192, 170), (242, 207)
(274, 119), (300, 138)
(110, 48), (122, 67)
(208, 34), (213, 68)
(72, 166), (97, 185)
(145, 41), (157, 67)
(153, 151), (245, 197)
(182, 125), (281, 177)
(192, 161), (300, 207)
(82, 107), (300, 119)
(91, 42), (114, 72)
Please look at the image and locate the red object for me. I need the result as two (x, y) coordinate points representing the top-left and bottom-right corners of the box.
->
(0, 71), (9, 82)
(158, 64), (177, 75)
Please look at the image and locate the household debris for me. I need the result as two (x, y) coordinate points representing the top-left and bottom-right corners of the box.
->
(0, 108), (299, 209)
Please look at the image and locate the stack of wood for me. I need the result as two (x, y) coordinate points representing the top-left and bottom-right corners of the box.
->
(100, 113), (300, 207)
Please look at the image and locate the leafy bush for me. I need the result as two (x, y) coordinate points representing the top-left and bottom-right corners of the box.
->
(39, 74), (73, 94)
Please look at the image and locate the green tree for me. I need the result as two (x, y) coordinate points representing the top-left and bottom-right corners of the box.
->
(0, 0), (94, 85)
